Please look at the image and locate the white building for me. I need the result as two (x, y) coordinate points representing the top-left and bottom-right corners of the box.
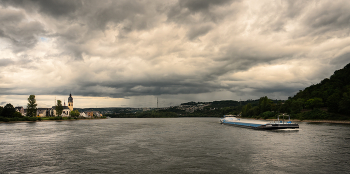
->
(80, 112), (88, 118)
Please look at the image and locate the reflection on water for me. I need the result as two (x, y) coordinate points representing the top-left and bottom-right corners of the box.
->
(0, 118), (349, 173)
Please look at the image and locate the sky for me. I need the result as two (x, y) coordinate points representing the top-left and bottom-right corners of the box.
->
(1, 0), (350, 108)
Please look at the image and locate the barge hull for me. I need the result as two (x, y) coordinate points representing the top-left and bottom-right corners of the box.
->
(221, 122), (299, 130)
(260, 124), (299, 129)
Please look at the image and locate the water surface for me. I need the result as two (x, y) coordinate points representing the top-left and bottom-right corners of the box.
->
(1, 118), (349, 173)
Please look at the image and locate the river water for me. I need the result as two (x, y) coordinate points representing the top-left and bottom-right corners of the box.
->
(1, 118), (350, 173)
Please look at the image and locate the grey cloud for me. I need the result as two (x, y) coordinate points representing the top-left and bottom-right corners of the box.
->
(0, 101), (6, 105)
(331, 52), (350, 67)
(33, 0), (81, 18)
(87, 1), (148, 31)
(0, 8), (45, 52)
(301, 1), (350, 37)
(0, 0), (81, 18)
(178, 0), (236, 13)
(1, 0), (161, 31)
(1, 0), (164, 59)
(249, 0), (350, 41)
(73, 79), (218, 98)
(1, 0), (350, 105)
(187, 24), (213, 40)
(167, 0), (239, 24)
(252, 84), (303, 95)
(0, 58), (14, 67)
(253, 0), (309, 34)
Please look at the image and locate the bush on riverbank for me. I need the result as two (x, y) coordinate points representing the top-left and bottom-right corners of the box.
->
(0, 116), (38, 122)
(295, 109), (350, 121)
(45, 116), (63, 120)
(0, 117), (10, 122)
(0, 116), (107, 123)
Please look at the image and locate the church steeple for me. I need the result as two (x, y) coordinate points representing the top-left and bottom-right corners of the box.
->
(68, 93), (73, 111)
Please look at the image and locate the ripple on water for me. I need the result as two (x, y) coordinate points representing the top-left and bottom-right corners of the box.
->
(1, 118), (350, 173)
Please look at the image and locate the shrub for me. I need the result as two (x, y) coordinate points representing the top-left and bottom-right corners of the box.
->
(297, 109), (332, 120)
(29, 117), (37, 121)
(0, 117), (9, 122)
(261, 111), (275, 119)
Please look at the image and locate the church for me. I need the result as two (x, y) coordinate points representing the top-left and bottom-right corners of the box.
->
(36, 93), (74, 117)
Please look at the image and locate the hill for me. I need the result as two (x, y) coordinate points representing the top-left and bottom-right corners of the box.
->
(292, 63), (350, 115)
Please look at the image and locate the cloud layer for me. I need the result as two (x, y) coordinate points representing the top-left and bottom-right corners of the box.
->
(1, 0), (350, 107)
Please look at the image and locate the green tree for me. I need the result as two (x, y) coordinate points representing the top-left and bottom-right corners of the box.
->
(274, 101), (283, 113)
(70, 110), (80, 118)
(258, 96), (272, 114)
(327, 92), (341, 112)
(242, 104), (252, 117)
(2, 103), (16, 118)
(12, 112), (23, 118)
(281, 99), (292, 113)
(313, 98), (324, 108)
(339, 92), (350, 115)
(306, 98), (323, 109)
(27, 95), (37, 117)
(0, 106), (3, 116)
(251, 106), (260, 116)
(55, 100), (63, 116)
(261, 111), (275, 119)
(290, 99), (304, 114)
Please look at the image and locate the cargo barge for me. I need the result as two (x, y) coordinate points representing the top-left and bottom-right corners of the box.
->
(220, 114), (299, 130)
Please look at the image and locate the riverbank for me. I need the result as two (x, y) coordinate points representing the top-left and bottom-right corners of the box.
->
(242, 117), (350, 124)
(0, 117), (107, 124)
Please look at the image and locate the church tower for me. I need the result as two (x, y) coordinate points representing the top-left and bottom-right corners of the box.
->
(68, 93), (73, 111)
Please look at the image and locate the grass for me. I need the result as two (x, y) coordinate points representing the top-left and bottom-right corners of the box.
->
(1, 116), (106, 122)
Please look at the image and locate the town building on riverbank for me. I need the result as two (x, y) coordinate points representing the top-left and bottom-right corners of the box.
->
(23, 93), (74, 117)
(15, 106), (24, 115)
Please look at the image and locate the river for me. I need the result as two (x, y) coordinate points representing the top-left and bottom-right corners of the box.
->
(1, 118), (350, 173)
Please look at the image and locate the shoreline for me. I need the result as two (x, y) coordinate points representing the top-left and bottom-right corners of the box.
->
(2, 117), (350, 124)
(242, 117), (350, 124)
(0, 118), (107, 124)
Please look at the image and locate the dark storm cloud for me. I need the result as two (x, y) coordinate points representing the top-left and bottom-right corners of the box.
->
(0, 0), (81, 18)
(1, 0), (162, 60)
(72, 74), (220, 98)
(0, 7), (45, 52)
(167, 0), (239, 26)
(178, 0), (235, 12)
(252, 84), (304, 96)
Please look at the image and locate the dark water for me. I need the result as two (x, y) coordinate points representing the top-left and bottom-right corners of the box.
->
(1, 118), (350, 174)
